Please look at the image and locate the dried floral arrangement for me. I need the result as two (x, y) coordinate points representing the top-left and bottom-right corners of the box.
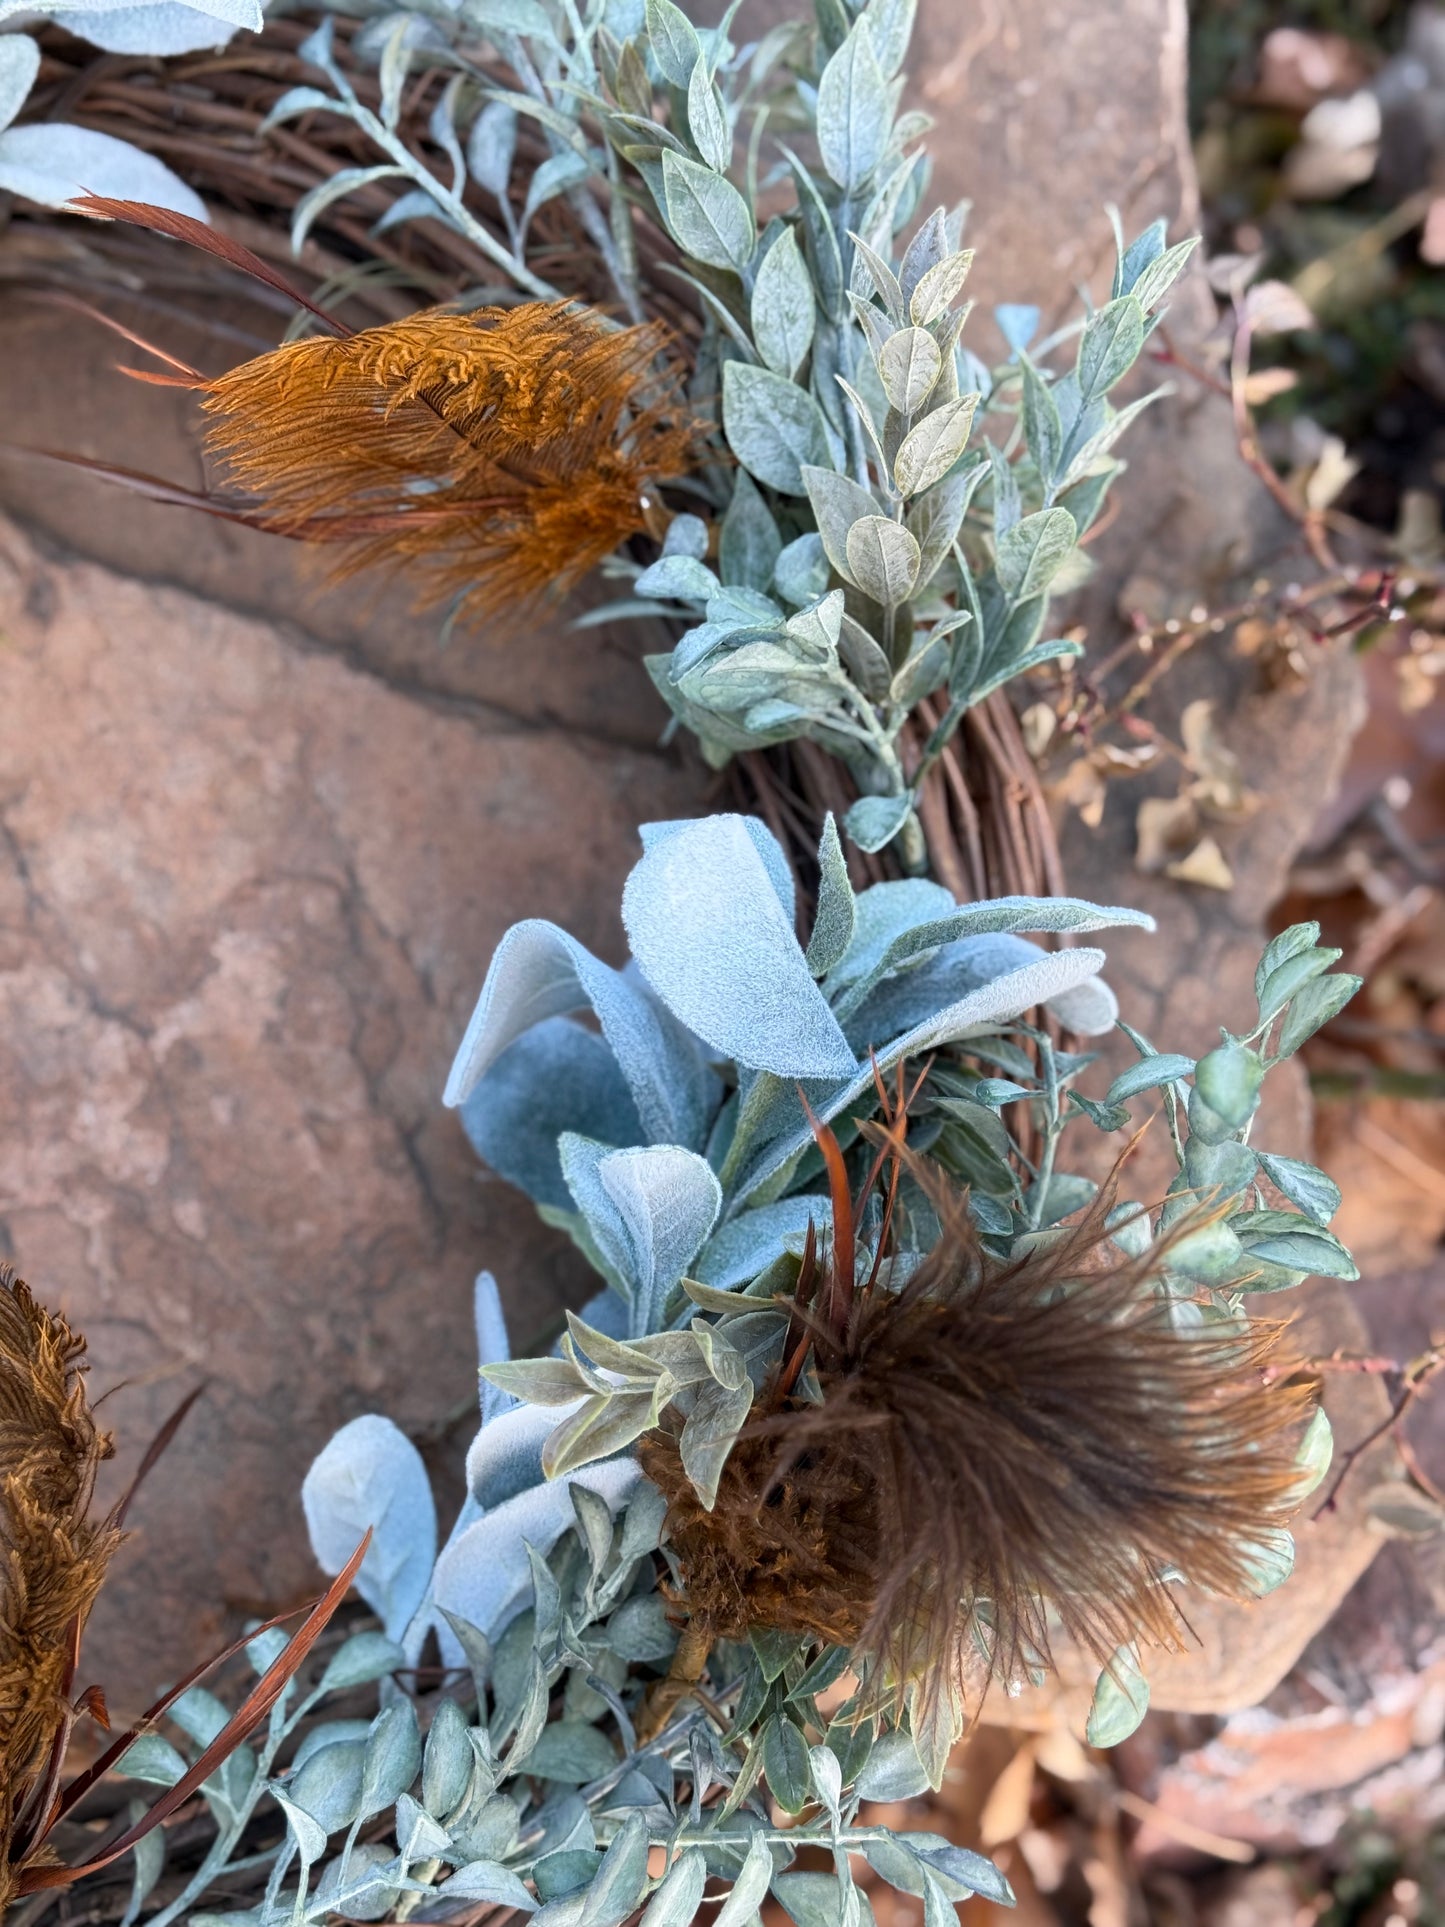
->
(22, 0), (1197, 884)
(15, 809), (1353, 1927)
(0, 0), (1376, 1924)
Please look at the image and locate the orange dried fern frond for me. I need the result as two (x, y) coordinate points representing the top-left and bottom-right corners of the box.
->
(0, 1266), (118, 1885)
(200, 302), (702, 625)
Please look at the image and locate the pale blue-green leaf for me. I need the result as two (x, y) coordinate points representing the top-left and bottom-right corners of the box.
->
(438, 1860), (539, 1910)
(645, 0), (701, 85)
(844, 793), (914, 854)
(686, 54), (730, 172)
(1254, 920), (1319, 999)
(1193, 1040), (1263, 1129)
(859, 0), (916, 74)
(1020, 357), (1063, 488)
(373, 188), (456, 237)
(847, 228), (903, 322)
(732, 949), (1113, 1207)
(1077, 295), (1145, 402)
(598, 1141), (723, 1333)
(805, 813), (856, 976)
(909, 245), (973, 326)
(467, 1400), (579, 1505)
(1085, 1643), (1149, 1746)
(774, 532), (830, 605)
(751, 224), (816, 379)
(468, 97), (517, 198)
(720, 472), (782, 592)
(1166, 1219), (1244, 1283)
(465, 0), (556, 35)
(854, 1729), (929, 1800)
(1294, 1408), (1334, 1498)
(661, 149), (754, 272)
(318, 1631), (406, 1695)
(786, 588), (844, 660)
(1238, 1528), (1295, 1597)
(994, 507), (1077, 600)
(53, 3), (250, 53)
(606, 1591), (677, 1662)
(640, 1849), (707, 1927)
(315, 1842), (403, 1921)
(1276, 973), (1362, 1056)
(257, 85), (336, 135)
(824, 875), (955, 990)
(578, 1813), (650, 1927)
(118, 1732), (188, 1787)
(1184, 1136), (1257, 1204)
(292, 164), (406, 252)
(893, 392), (978, 496)
(527, 1722), (619, 1785)
(694, 1195), (830, 1289)
(272, 1788), (328, 1864)
(622, 814), (856, 1077)
(906, 461), (984, 590)
(877, 326), (941, 414)
(771, 1873), (859, 1927)
(1256, 945), (1339, 1025)
(0, 33), (39, 131)
(359, 1700), (421, 1820)
(714, 1834), (775, 1927)
(1129, 235), (1199, 312)
(289, 1738), (365, 1833)
(444, 920), (717, 1151)
(637, 811), (796, 921)
(801, 463), (877, 583)
(833, 894), (1150, 1017)
(560, 1132), (644, 1299)
(723, 360), (832, 494)
(422, 1696), (472, 1819)
(994, 302), (1039, 354)
(0, 120), (208, 216)
(1232, 1210), (1359, 1280)
(523, 150), (591, 232)
(1103, 1054), (1195, 1106)
(816, 19), (889, 190)
(845, 515), (920, 606)
(635, 552), (719, 601)
(461, 1017), (646, 1213)
(663, 512), (709, 560)
(762, 1714), (812, 1814)
(301, 1415), (435, 1642)
(432, 1459), (640, 1638)
(1257, 1151), (1341, 1227)
(168, 1685), (228, 1747)
(679, 1375), (753, 1507)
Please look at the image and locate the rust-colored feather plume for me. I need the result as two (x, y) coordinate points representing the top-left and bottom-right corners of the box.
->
(0, 1266), (118, 1887)
(199, 302), (700, 625)
(642, 1145), (1316, 1717)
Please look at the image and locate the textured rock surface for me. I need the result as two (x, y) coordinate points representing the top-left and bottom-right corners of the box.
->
(0, 513), (700, 1708)
(0, 0), (1385, 1716)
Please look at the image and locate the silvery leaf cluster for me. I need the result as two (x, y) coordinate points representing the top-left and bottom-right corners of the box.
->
(114, 1265), (1016, 1927)
(445, 809), (1151, 1327)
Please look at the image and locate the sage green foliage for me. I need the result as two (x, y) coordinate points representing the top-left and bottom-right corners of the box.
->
(260, 0), (1196, 863)
(116, 1486), (1013, 1927)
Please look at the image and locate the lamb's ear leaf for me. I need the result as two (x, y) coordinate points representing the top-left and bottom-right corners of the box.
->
(445, 920), (716, 1152)
(301, 1417), (435, 1642)
(623, 815), (857, 1079)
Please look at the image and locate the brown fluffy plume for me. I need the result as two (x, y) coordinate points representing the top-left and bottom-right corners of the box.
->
(0, 1266), (118, 1889)
(642, 1131), (1316, 1717)
(198, 301), (700, 625)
